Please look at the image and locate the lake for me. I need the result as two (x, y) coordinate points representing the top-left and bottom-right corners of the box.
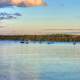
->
(0, 41), (80, 80)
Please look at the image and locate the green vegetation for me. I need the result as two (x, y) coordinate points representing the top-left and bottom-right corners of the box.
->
(0, 34), (80, 42)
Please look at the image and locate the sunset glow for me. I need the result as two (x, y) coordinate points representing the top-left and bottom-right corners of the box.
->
(0, 0), (80, 35)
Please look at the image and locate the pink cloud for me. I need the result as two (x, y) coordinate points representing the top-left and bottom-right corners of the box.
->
(0, 0), (47, 7)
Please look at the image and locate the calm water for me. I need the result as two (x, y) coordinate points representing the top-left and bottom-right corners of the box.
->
(0, 41), (80, 80)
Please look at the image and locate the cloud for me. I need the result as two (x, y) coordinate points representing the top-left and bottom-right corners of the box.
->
(0, 12), (22, 20)
(0, 0), (47, 8)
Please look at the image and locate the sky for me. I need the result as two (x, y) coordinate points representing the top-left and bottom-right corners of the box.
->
(0, 0), (80, 35)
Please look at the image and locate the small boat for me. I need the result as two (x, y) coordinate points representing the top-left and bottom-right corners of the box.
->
(20, 41), (24, 43)
(20, 40), (29, 44)
(73, 42), (76, 45)
(47, 41), (54, 44)
(20, 39), (24, 43)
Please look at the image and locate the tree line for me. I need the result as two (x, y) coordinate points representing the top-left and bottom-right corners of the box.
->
(0, 34), (80, 42)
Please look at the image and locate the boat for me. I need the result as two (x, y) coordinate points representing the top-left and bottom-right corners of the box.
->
(73, 42), (76, 45)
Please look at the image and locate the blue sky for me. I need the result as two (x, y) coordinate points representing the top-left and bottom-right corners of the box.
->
(0, 0), (80, 35)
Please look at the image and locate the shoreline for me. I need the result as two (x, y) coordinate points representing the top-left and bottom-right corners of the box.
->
(0, 34), (79, 42)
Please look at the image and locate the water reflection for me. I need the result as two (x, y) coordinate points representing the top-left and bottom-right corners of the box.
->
(0, 41), (80, 80)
